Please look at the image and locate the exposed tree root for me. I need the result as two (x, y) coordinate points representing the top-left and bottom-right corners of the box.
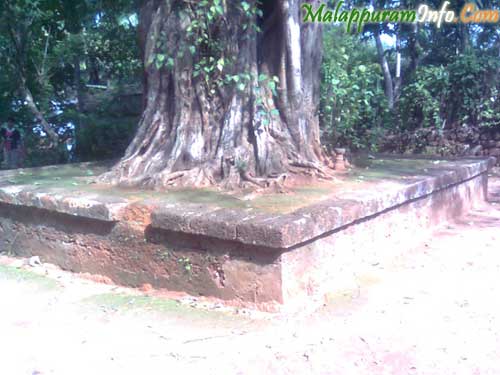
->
(240, 170), (267, 188)
(289, 159), (337, 181)
(160, 171), (185, 185)
(100, 155), (338, 193)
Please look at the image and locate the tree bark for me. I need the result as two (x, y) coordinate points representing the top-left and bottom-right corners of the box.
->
(375, 29), (394, 111)
(74, 56), (86, 112)
(408, 22), (421, 75)
(394, 27), (402, 105)
(102, 0), (328, 189)
(19, 78), (59, 143)
(88, 56), (101, 85)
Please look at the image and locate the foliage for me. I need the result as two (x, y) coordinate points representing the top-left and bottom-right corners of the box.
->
(73, 113), (138, 162)
(81, 8), (141, 83)
(320, 1), (500, 150)
(398, 65), (449, 130)
(320, 26), (389, 151)
(447, 54), (500, 128)
(0, 0), (141, 169)
(398, 54), (500, 131)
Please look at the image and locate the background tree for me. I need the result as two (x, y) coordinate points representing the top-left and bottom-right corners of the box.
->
(0, 0), (141, 165)
(319, 0), (500, 152)
(0, 0), (63, 143)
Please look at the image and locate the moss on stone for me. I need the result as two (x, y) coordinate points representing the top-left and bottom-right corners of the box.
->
(0, 157), (461, 214)
(0, 163), (106, 190)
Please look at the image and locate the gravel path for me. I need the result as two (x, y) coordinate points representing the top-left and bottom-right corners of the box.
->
(1, 172), (499, 375)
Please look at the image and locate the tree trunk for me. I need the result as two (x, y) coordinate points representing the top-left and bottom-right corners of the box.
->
(101, 0), (328, 189)
(408, 22), (421, 75)
(74, 56), (86, 112)
(375, 29), (394, 111)
(394, 27), (402, 105)
(88, 56), (101, 85)
(19, 78), (59, 144)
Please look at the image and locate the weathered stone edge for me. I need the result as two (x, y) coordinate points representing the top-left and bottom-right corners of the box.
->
(0, 186), (127, 222)
(0, 158), (493, 245)
(151, 158), (494, 249)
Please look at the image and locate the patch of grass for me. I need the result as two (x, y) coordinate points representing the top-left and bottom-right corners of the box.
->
(91, 185), (250, 209)
(84, 293), (180, 312)
(0, 264), (60, 290)
(155, 249), (171, 261)
(345, 158), (447, 181)
(0, 163), (107, 190)
(177, 257), (193, 275)
(82, 293), (241, 324)
(249, 187), (332, 213)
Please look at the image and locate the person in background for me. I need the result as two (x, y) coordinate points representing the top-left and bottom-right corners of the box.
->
(0, 117), (22, 169)
(65, 136), (76, 162)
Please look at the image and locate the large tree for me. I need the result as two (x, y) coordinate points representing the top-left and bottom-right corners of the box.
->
(101, 0), (330, 188)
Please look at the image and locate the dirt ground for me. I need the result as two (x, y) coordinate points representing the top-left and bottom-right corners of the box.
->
(0, 170), (499, 375)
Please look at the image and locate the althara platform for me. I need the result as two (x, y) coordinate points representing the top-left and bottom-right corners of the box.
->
(0, 156), (495, 311)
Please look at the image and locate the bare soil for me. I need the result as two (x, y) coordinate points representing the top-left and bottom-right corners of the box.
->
(0, 170), (499, 375)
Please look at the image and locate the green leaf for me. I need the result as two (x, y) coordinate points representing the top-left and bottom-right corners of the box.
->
(268, 81), (277, 94)
(217, 58), (225, 71)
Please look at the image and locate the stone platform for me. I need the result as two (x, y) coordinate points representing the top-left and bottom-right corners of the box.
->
(0, 156), (495, 311)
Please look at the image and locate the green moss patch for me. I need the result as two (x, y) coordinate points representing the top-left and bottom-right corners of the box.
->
(0, 157), (462, 214)
(82, 293), (244, 325)
(0, 264), (61, 290)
